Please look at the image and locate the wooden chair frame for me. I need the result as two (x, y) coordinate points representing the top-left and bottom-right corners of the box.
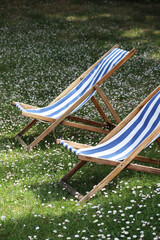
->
(57, 86), (160, 203)
(12, 44), (136, 151)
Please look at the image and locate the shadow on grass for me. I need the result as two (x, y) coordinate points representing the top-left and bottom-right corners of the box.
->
(0, 0), (160, 46)
(1, 122), (104, 152)
(28, 157), (160, 204)
(1, 169), (160, 240)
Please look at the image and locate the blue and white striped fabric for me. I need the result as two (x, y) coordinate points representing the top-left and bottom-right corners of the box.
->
(15, 48), (128, 119)
(60, 91), (160, 161)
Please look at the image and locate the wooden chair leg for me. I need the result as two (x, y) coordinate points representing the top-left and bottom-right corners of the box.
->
(15, 135), (28, 149)
(61, 161), (87, 182)
(59, 161), (87, 200)
(91, 96), (113, 127)
(79, 162), (127, 203)
(134, 155), (160, 165)
(27, 120), (59, 151)
(15, 119), (37, 137)
(58, 154), (160, 203)
(94, 85), (121, 124)
(156, 137), (160, 146)
(15, 119), (38, 149)
(60, 181), (84, 200)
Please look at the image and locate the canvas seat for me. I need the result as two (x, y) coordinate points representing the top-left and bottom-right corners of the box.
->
(12, 44), (136, 151)
(57, 86), (160, 203)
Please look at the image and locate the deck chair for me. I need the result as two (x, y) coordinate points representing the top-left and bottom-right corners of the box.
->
(12, 44), (136, 151)
(57, 86), (160, 203)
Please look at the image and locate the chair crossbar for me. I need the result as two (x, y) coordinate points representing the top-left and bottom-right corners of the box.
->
(60, 180), (84, 201)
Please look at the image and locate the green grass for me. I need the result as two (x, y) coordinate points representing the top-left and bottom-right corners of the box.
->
(0, 0), (160, 239)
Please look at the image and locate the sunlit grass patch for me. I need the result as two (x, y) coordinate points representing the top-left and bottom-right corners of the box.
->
(144, 50), (160, 61)
(121, 28), (145, 38)
(66, 15), (88, 22)
(96, 13), (111, 19)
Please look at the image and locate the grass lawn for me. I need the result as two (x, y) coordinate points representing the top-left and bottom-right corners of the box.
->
(0, 0), (160, 239)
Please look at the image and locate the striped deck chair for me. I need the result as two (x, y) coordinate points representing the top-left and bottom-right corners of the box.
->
(12, 45), (136, 151)
(57, 86), (160, 203)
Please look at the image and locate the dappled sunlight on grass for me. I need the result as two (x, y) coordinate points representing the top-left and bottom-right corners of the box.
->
(121, 28), (145, 38)
(149, 53), (160, 60)
(66, 15), (88, 22)
(146, 15), (159, 21)
(96, 13), (111, 18)
(154, 30), (160, 35)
